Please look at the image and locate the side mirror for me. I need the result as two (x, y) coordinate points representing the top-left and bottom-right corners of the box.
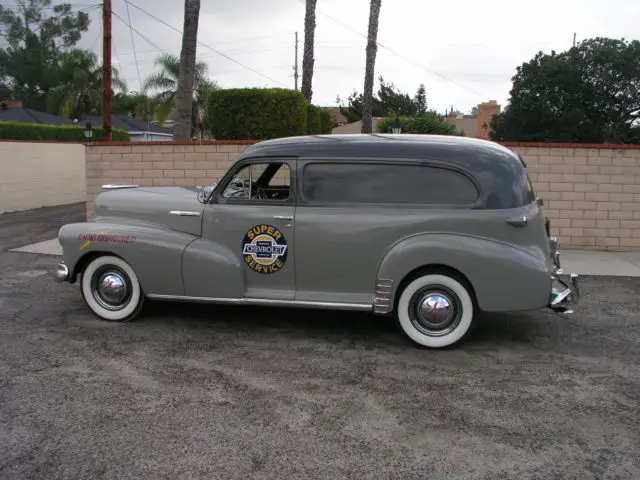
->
(536, 197), (544, 206)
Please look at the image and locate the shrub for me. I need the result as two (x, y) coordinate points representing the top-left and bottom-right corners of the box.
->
(306, 104), (322, 135)
(306, 104), (334, 135)
(377, 111), (459, 136)
(318, 108), (333, 134)
(205, 88), (308, 140)
(0, 121), (130, 141)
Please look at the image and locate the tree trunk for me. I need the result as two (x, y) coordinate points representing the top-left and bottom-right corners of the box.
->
(301, 0), (317, 103)
(361, 0), (382, 134)
(173, 0), (201, 140)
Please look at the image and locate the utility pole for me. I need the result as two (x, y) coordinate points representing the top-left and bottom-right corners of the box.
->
(573, 32), (577, 47)
(102, 0), (113, 141)
(293, 31), (299, 90)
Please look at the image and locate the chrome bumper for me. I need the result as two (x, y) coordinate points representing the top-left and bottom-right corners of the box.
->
(548, 237), (580, 314)
(53, 262), (69, 282)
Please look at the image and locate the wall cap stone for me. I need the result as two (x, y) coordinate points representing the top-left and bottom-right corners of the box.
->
(4, 138), (639, 149)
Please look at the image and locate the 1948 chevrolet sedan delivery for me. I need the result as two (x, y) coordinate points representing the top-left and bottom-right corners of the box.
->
(54, 134), (580, 348)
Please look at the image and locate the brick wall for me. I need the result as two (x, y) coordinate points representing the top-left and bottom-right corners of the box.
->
(85, 141), (254, 218)
(511, 143), (640, 251)
(85, 140), (640, 251)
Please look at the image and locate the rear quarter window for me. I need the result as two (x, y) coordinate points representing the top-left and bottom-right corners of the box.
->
(301, 162), (479, 205)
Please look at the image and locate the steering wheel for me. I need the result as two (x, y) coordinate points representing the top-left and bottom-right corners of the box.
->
(253, 185), (268, 200)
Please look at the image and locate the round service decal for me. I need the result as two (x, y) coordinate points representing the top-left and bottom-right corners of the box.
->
(241, 224), (288, 274)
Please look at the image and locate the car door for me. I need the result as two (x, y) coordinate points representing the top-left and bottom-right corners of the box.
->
(200, 158), (296, 300)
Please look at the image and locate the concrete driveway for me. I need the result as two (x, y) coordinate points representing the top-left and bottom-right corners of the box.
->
(0, 204), (638, 479)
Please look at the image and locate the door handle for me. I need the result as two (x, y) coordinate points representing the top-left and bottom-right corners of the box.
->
(273, 215), (293, 221)
(170, 210), (201, 217)
(506, 216), (528, 227)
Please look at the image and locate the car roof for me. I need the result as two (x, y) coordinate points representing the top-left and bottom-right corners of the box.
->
(240, 134), (520, 166)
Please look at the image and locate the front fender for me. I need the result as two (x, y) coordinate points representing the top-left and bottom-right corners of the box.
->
(376, 233), (551, 313)
(58, 222), (198, 296)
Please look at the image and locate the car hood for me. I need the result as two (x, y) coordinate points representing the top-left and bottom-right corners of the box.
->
(92, 186), (213, 237)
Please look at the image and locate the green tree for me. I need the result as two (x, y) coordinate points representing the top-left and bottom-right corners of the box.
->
(48, 49), (127, 120)
(491, 37), (640, 143)
(339, 76), (419, 123)
(414, 83), (427, 114)
(112, 91), (158, 122)
(143, 53), (217, 132)
(0, 0), (90, 111)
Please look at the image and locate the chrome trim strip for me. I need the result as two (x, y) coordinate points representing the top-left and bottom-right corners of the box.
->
(146, 294), (372, 311)
(373, 278), (394, 314)
(102, 184), (139, 190)
(169, 210), (201, 217)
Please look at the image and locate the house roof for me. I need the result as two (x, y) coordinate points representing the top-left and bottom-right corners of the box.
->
(0, 106), (172, 134)
(322, 106), (348, 124)
(86, 114), (172, 134)
(0, 107), (76, 125)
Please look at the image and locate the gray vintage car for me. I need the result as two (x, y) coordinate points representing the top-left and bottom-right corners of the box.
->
(54, 134), (580, 348)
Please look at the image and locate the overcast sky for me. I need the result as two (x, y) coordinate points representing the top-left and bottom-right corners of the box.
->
(72, 0), (639, 114)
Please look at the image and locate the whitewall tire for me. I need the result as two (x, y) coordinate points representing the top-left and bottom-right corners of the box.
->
(396, 273), (475, 348)
(80, 255), (144, 322)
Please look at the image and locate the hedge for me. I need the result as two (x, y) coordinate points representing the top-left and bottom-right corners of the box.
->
(306, 104), (333, 135)
(206, 88), (308, 140)
(377, 112), (459, 136)
(0, 121), (130, 141)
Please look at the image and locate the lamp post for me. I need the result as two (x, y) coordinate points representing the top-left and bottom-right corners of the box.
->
(84, 121), (93, 143)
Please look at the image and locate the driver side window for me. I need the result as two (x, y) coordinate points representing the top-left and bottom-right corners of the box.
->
(222, 162), (291, 201)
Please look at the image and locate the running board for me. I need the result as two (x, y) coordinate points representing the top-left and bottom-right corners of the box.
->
(146, 294), (373, 312)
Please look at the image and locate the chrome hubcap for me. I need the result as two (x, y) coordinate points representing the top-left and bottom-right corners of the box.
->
(409, 287), (461, 337)
(99, 273), (127, 303)
(91, 268), (131, 311)
(418, 294), (453, 328)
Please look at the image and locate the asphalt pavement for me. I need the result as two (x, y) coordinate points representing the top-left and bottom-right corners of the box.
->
(0, 204), (638, 480)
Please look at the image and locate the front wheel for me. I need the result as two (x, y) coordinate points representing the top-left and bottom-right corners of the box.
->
(80, 255), (144, 322)
(396, 273), (475, 349)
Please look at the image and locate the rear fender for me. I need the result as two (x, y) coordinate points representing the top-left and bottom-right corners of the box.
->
(376, 233), (551, 313)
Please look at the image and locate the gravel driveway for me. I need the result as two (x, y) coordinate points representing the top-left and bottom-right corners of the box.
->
(1, 205), (638, 479)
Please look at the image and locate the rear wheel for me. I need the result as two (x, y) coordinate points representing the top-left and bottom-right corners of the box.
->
(396, 273), (475, 348)
(80, 255), (144, 322)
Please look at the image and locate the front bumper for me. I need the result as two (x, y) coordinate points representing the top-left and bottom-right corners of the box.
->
(548, 236), (580, 314)
(53, 261), (69, 282)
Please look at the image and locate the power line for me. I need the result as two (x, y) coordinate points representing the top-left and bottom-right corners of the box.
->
(297, 0), (487, 98)
(124, 0), (287, 87)
(111, 9), (165, 53)
(122, 0), (142, 91)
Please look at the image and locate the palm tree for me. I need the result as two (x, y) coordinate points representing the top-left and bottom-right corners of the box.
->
(143, 52), (215, 134)
(173, 0), (201, 140)
(50, 50), (127, 120)
(361, 0), (382, 134)
(301, 0), (317, 102)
